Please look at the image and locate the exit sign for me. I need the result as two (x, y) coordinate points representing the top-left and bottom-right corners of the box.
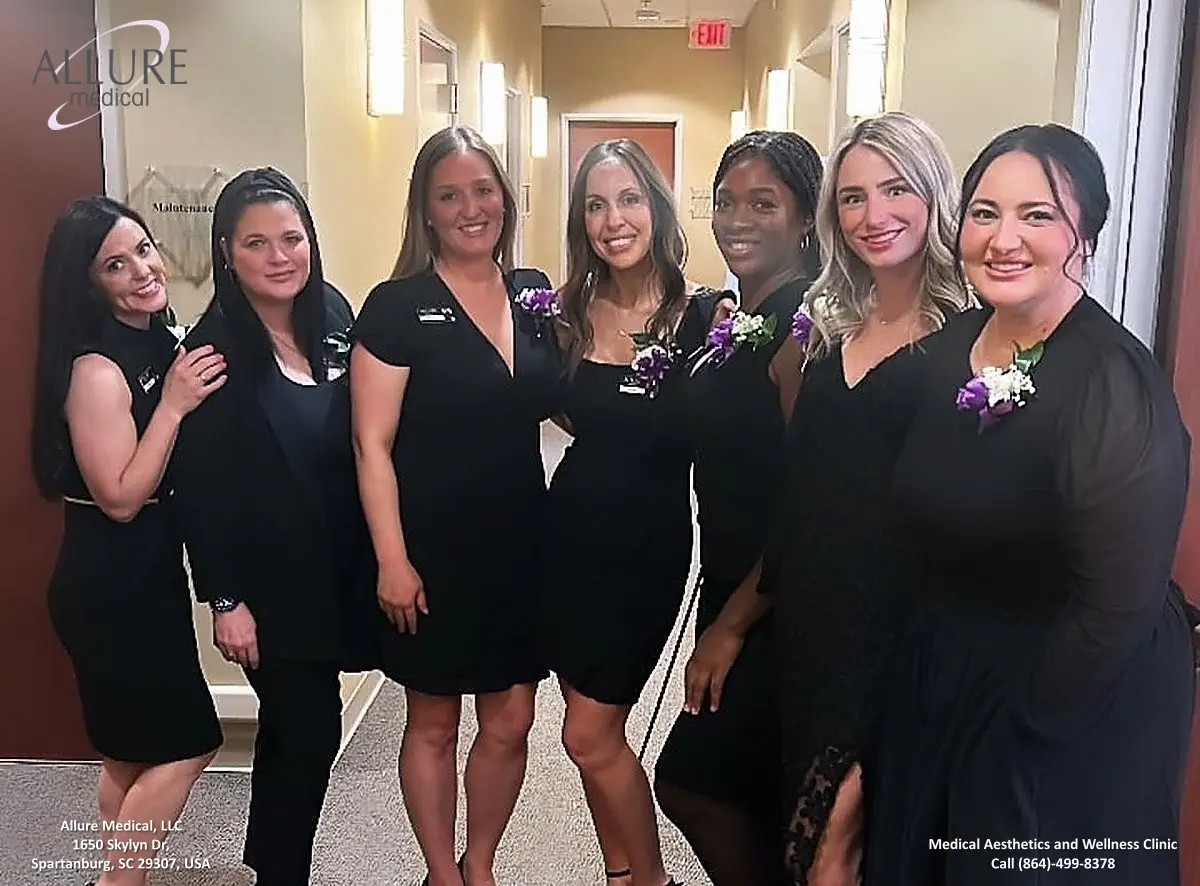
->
(689, 18), (731, 50)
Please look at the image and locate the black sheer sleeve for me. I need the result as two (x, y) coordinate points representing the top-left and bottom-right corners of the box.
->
(1021, 343), (1190, 739)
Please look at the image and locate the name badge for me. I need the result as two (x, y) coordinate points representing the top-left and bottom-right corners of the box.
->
(137, 366), (160, 393)
(417, 306), (456, 323)
(618, 379), (647, 396)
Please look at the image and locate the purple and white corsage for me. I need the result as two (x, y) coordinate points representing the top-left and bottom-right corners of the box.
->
(955, 341), (1043, 431)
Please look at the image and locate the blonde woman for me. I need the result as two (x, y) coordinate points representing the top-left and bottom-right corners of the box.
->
(755, 111), (974, 886)
(350, 126), (561, 886)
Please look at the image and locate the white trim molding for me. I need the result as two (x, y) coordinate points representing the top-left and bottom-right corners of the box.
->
(558, 112), (685, 282)
(1074, 0), (1188, 346)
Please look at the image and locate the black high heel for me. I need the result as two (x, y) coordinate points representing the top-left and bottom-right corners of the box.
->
(605, 869), (631, 881)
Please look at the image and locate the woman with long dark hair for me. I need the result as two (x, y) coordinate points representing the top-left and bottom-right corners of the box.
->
(171, 167), (379, 886)
(538, 138), (714, 886)
(653, 130), (824, 886)
(32, 196), (226, 886)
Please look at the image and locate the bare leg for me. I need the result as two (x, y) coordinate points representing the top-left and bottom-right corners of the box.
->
(97, 759), (145, 827)
(561, 683), (670, 886)
(803, 764), (863, 886)
(95, 750), (215, 886)
(461, 684), (536, 886)
(400, 691), (464, 886)
(582, 772), (633, 884)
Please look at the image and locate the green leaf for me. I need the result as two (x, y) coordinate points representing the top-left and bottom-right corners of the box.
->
(1013, 339), (1045, 374)
(629, 331), (656, 349)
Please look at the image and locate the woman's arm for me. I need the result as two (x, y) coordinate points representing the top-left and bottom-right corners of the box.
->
(66, 345), (225, 522)
(350, 344), (410, 565)
(350, 343), (428, 632)
(1024, 345), (1190, 740)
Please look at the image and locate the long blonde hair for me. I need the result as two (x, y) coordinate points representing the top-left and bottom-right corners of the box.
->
(803, 111), (971, 359)
(557, 138), (688, 372)
(391, 126), (519, 279)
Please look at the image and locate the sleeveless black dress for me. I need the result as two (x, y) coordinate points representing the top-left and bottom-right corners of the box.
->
(539, 293), (716, 706)
(655, 279), (805, 820)
(47, 313), (222, 764)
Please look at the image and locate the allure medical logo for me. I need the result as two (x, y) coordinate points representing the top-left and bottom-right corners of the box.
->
(32, 19), (186, 131)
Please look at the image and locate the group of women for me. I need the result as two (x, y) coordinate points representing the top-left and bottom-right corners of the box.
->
(32, 106), (1196, 886)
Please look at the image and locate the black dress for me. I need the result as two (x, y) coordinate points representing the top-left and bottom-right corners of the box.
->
(351, 267), (561, 696)
(47, 313), (222, 764)
(863, 297), (1195, 886)
(654, 280), (805, 819)
(539, 293), (715, 707)
(760, 332), (930, 879)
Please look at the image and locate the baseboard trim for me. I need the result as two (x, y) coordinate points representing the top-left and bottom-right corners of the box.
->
(210, 683), (259, 721)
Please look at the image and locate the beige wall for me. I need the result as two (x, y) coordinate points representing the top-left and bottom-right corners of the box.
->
(539, 27), (746, 288)
(108, 0), (308, 326)
(891, 0), (1061, 171)
(302, 0), (545, 306)
(741, 0), (840, 153)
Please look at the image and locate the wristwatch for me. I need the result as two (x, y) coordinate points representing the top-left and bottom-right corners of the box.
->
(209, 596), (240, 614)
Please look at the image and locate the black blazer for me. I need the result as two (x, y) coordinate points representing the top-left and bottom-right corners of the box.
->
(171, 284), (379, 669)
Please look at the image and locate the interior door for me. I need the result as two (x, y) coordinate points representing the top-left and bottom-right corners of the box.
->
(566, 120), (677, 191)
(1157, 9), (1200, 883)
(419, 30), (457, 146)
(0, 0), (105, 759)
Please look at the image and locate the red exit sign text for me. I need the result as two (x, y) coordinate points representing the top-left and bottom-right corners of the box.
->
(689, 18), (731, 50)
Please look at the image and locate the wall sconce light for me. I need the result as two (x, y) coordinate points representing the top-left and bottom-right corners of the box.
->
(729, 109), (748, 142)
(480, 61), (506, 145)
(765, 68), (790, 130)
(530, 95), (548, 158)
(366, 0), (405, 116)
(847, 0), (888, 118)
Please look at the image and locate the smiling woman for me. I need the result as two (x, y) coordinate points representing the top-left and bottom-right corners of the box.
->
(349, 125), (561, 886)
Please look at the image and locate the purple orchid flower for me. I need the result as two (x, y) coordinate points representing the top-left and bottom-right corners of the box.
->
(516, 287), (561, 319)
(705, 316), (736, 363)
(791, 307), (814, 347)
(632, 344), (672, 384)
(955, 376), (989, 412)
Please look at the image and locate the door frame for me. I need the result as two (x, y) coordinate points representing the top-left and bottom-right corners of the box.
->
(1073, 0), (1189, 346)
(559, 112), (685, 282)
(416, 20), (459, 134)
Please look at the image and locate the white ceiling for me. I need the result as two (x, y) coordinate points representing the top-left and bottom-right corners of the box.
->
(540, 0), (759, 28)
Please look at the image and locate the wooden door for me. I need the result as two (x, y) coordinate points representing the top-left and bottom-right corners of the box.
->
(1157, 6), (1200, 883)
(0, 0), (105, 759)
(566, 120), (677, 190)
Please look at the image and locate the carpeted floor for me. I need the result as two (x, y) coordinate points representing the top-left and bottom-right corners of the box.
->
(3, 425), (715, 885)
(2, 631), (709, 886)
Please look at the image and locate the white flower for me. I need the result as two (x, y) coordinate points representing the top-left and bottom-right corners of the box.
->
(730, 312), (766, 340)
(979, 365), (1036, 407)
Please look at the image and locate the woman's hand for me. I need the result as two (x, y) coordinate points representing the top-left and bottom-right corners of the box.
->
(214, 604), (259, 670)
(710, 296), (738, 331)
(161, 345), (227, 418)
(377, 557), (427, 633)
(683, 622), (745, 714)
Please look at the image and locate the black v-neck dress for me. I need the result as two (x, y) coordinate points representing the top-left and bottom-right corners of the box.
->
(863, 298), (1195, 886)
(351, 267), (562, 696)
(759, 330), (932, 878)
(47, 313), (222, 764)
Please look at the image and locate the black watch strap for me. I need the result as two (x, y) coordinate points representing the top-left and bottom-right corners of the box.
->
(209, 597), (240, 613)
